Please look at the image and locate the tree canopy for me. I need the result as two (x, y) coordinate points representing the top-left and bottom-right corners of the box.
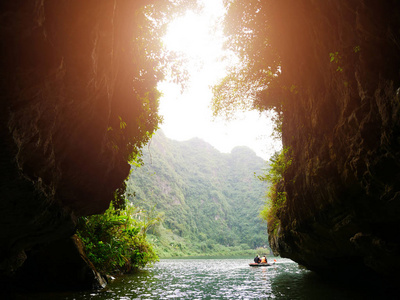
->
(109, 0), (198, 166)
(212, 0), (281, 119)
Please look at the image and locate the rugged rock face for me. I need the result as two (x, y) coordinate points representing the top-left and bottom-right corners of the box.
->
(267, 1), (400, 278)
(14, 235), (107, 291)
(0, 0), (159, 282)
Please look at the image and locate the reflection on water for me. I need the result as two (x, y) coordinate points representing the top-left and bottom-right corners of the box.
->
(18, 257), (397, 300)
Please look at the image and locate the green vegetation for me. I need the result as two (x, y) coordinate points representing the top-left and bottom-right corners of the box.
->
(126, 130), (270, 257)
(105, 0), (199, 166)
(74, 1), (206, 275)
(258, 148), (292, 234)
(329, 51), (343, 72)
(76, 201), (160, 275)
(208, 1), (295, 238)
(105, 4), (166, 165)
(212, 0), (281, 119)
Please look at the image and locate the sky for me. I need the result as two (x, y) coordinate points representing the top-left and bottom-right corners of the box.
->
(157, 0), (281, 161)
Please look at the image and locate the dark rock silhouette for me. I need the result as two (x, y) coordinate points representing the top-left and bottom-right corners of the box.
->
(267, 0), (400, 279)
(0, 0), (158, 289)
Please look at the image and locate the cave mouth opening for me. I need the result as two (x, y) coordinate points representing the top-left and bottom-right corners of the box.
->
(156, 0), (280, 162)
(0, 0), (286, 292)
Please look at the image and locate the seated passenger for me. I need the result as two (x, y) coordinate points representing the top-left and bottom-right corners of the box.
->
(260, 255), (267, 263)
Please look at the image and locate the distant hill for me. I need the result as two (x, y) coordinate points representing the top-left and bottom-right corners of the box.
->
(126, 130), (269, 257)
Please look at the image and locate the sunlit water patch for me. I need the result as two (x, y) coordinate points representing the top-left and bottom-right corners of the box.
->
(19, 257), (397, 299)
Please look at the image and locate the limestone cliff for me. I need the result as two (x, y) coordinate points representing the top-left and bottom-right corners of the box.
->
(267, 0), (400, 278)
(0, 0), (160, 282)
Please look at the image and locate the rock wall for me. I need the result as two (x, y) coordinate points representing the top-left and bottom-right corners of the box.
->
(267, 0), (400, 277)
(13, 235), (107, 291)
(0, 0), (159, 281)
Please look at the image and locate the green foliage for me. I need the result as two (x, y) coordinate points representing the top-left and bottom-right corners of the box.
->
(103, 1), (198, 166)
(146, 223), (270, 258)
(258, 148), (292, 233)
(329, 47), (360, 74)
(211, 0), (281, 120)
(76, 201), (160, 275)
(329, 51), (343, 72)
(269, 110), (283, 141)
(113, 182), (128, 210)
(118, 116), (127, 130)
(126, 130), (269, 257)
(329, 51), (340, 63)
(103, 4), (164, 165)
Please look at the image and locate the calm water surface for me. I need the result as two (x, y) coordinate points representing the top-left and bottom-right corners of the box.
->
(23, 257), (396, 299)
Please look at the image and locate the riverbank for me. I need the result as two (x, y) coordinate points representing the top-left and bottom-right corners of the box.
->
(150, 234), (271, 258)
(158, 249), (272, 261)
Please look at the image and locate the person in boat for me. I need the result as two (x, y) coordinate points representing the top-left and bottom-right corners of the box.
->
(260, 255), (268, 263)
(254, 255), (261, 263)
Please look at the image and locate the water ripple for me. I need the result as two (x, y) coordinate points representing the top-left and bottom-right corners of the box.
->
(21, 257), (397, 299)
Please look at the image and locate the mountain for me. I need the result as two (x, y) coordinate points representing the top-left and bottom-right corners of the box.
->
(126, 130), (269, 256)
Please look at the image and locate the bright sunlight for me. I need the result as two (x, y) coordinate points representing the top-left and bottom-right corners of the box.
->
(158, 0), (280, 160)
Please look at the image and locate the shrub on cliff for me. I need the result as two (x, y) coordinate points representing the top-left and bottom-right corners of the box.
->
(259, 148), (292, 233)
(76, 201), (162, 275)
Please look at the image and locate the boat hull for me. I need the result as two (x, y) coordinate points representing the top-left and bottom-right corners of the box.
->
(249, 263), (271, 267)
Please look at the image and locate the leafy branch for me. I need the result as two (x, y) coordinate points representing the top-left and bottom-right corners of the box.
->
(258, 147), (292, 234)
(329, 51), (343, 72)
(76, 200), (161, 275)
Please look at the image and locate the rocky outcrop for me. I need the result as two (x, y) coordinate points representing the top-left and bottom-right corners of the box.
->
(266, 1), (400, 278)
(0, 0), (159, 282)
(13, 235), (107, 291)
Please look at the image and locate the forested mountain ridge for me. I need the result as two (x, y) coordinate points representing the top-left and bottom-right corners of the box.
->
(126, 130), (269, 256)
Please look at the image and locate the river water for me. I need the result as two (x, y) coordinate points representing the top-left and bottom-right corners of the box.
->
(21, 257), (396, 299)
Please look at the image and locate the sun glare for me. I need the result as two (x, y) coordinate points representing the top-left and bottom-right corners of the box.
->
(162, 2), (228, 82)
(164, 12), (209, 57)
(158, 0), (280, 160)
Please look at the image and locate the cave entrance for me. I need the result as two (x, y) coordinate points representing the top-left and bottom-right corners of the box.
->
(156, 0), (280, 161)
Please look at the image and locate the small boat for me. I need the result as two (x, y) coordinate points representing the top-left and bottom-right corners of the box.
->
(249, 263), (272, 267)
